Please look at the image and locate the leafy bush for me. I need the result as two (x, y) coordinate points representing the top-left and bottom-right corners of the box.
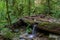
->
(50, 0), (60, 18)
(1, 28), (14, 39)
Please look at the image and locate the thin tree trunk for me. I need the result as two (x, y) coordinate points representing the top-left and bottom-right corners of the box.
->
(46, 0), (51, 14)
(12, 0), (16, 15)
(6, 0), (11, 25)
(28, 0), (31, 16)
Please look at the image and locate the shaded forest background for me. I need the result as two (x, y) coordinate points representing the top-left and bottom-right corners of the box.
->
(0, 0), (60, 27)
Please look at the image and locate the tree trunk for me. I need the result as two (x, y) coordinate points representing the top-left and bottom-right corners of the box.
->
(46, 0), (51, 14)
(6, 0), (11, 25)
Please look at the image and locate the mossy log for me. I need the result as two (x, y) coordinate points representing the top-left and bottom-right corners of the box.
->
(23, 16), (60, 35)
(5, 15), (60, 35)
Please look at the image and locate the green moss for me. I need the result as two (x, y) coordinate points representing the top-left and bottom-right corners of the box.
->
(39, 22), (50, 26)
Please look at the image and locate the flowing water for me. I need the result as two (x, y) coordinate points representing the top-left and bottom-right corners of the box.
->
(32, 24), (37, 35)
(19, 21), (38, 40)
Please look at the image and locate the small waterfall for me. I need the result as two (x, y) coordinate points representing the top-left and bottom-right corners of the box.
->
(32, 19), (37, 34)
(19, 19), (38, 40)
(27, 22), (38, 39)
(32, 24), (37, 35)
(28, 19), (38, 38)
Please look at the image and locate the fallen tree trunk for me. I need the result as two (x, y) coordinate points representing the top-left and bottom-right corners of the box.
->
(23, 16), (60, 35)
(5, 15), (60, 35)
